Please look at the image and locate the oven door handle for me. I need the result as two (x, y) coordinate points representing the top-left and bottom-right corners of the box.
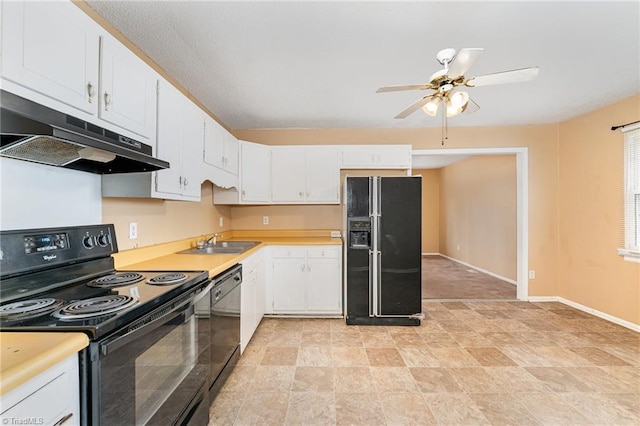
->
(100, 294), (197, 356)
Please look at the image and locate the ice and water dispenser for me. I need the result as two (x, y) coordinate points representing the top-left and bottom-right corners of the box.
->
(347, 217), (371, 249)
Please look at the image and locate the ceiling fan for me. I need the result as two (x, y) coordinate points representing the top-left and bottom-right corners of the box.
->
(377, 48), (539, 120)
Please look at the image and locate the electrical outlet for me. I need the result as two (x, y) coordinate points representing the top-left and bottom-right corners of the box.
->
(219, 217), (224, 227)
(129, 222), (138, 240)
(262, 216), (269, 225)
(528, 270), (536, 279)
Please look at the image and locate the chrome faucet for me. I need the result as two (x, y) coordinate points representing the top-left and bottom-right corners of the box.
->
(197, 233), (218, 249)
(206, 233), (218, 246)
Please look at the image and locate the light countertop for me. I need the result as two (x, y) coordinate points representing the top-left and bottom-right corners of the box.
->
(0, 332), (89, 395)
(117, 235), (342, 277)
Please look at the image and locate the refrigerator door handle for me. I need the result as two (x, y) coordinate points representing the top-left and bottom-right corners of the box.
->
(368, 177), (373, 217)
(368, 249), (375, 317)
(376, 250), (382, 316)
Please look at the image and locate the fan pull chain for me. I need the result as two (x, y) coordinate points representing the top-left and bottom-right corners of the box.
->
(441, 108), (448, 145)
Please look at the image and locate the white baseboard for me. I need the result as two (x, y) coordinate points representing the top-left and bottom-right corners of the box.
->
(422, 252), (440, 256)
(527, 296), (640, 332)
(437, 254), (517, 286)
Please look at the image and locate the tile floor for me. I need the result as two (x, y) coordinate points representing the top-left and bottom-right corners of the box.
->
(209, 301), (639, 425)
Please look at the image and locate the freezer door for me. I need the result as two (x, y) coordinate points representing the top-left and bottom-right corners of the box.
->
(377, 177), (422, 316)
(345, 177), (373, 321)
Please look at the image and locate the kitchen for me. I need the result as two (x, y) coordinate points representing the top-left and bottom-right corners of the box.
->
(1, 1), (639, 425)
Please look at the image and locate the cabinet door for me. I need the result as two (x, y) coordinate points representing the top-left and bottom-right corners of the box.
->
(240, 267), (256, 353)
(271, 147), (305, 202)
(272, 258), (306, 312)
(306, 248), (342, 313)
(341, 146), (378, 168)
(99, 36), (157, 139)
(203, 116), (225, 170)
(305, 147), (339, 203)
(155, 81), (183, 196)
(240, 142), (271, 203)
(180, 100), (204, 199)
(341, 145), (411, 169)
(224, 132), (240, 175)
(376, 146), (412, 168)
(255, 258), (266, 324)
(1, 1), (100, 115)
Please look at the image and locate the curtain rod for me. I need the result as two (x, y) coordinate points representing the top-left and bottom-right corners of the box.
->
(611, 120), (640, 131)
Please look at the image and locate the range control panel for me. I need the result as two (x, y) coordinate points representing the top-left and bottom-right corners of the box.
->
(1, 224), (117, 277)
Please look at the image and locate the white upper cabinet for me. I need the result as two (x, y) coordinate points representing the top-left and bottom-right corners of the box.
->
(341, 145), (412, 169)
(271, 146), (340, 204)
(1, 1), (100, 115)
(271, 147), (305, 202)
(306, 147), (340, 202)
(98, 36), (157, 140)
(1, 1), (157, 142)
(212, 140), (270, 204)
(240, 141), (271, 203)
(204, 119), (239, 175)
(155, 80), (203, 200)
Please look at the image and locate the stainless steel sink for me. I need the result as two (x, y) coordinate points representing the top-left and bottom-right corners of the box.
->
(178, 241), (259, 255)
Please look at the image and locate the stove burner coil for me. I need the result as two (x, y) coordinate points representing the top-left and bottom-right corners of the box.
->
(87, 272), (145, 288)
(52, 295), (138, 320)
(0, 298), (65, 322)
(146, 272), (188, 285)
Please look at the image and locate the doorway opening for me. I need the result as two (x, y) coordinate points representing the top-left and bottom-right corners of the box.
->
(412, 148), (528, 301)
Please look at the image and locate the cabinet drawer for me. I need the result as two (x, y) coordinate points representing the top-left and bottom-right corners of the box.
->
(2, 371), (74, 425)
(270, 247), (306, 258)
(307, 247), (340, 259)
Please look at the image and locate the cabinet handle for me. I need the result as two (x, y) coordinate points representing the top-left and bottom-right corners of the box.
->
(306, 191), (310, 197)
(179, 176), (183, 186)
(300, 263), (305, 272)
(299, 191), (304, 197)
(54, 413), (74, 426)
(307, 263), (311, 272)
(87, 82), (95, 103)
(242, 190), (246, 196)
(104, 92), (111, 111)
(184, 178), (188, 186)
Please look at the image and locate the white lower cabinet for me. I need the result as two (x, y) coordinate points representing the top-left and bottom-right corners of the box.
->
(240, 248), (266, 352)
(266, 245), (342, 315)
(1, 354), (80, 426)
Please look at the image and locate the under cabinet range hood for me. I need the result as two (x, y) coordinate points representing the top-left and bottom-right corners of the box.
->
(0, 90), (169, 174)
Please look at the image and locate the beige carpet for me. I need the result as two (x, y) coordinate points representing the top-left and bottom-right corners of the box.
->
(422, 255), (516, 300)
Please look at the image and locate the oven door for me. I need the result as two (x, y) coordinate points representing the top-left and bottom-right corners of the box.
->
(88, 282), (212, 426)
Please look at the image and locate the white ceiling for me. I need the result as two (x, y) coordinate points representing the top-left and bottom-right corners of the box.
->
(86, 1), (639, 131)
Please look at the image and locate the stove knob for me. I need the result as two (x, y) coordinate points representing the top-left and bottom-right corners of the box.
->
(97, 234), (110, 247)
(82, 236), (95, 249)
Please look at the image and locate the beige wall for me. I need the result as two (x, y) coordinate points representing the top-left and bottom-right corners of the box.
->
(413, 169), (440, 253)
(237, 125), (559, 297)
(557, 94), (640, 325)
(439, 156), (517, 281)
(102, 182), (231, 250)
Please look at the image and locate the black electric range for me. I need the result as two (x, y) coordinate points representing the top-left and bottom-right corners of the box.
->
(0, 224), (212, 425)
(0, 224), (209, 337)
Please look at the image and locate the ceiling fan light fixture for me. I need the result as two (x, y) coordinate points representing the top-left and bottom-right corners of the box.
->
(446, 91), (470, 117)
(421, 96), (442, 116)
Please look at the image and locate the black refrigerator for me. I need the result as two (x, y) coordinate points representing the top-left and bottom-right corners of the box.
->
(344, 176), (422, 326)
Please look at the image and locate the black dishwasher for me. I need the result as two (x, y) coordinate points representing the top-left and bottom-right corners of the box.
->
(208, 264), (242, 401)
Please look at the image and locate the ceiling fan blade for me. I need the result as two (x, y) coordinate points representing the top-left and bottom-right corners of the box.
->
(447, 48), (484, 79)
(376, 84), (434, 93)
(394, 95), (436, 119)
(462, 97), (480, 115)
(467, 67), (540, 87)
